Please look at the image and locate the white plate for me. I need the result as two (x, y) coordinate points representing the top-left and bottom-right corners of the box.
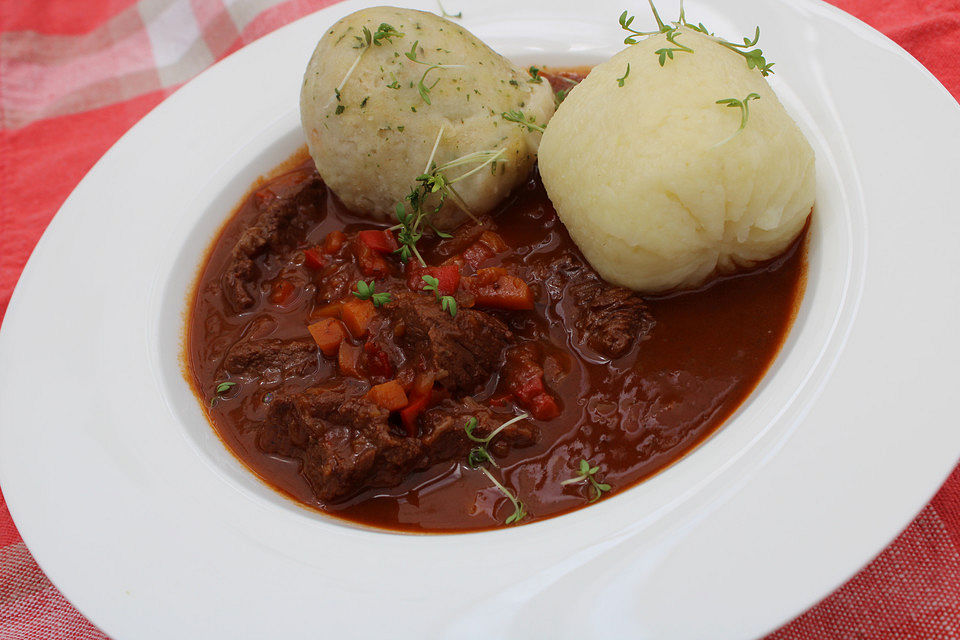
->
(2, 0), (959, 638)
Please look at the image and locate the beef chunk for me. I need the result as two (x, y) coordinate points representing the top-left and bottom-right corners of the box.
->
(221, 173), (324, 311)
(570, 280), (654, 359)
(259, 390), (537, 502)
(383, 292), (511, 392)
(260, 389), (424, 501)
(419, 397), (538, 461)
(221, 336), (318, 378)
(521, 253), (654, 358)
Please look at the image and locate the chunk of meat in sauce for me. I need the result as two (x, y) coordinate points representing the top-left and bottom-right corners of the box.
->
(419, 397), (539, 460)
(258, 388), (536, 502)
(381, 292), (511, 393)
(220, 335), (318, 378)
(221, 172), (325, 310)
(527, 254), (654, 359)
(570, 279), (654, 359)
(259, 388), (421, 501)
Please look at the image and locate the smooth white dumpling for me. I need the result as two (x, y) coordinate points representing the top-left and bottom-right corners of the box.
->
(538, 27), (815, 293)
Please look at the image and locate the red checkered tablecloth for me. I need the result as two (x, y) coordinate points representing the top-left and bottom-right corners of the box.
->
(1, 1), (958, 638)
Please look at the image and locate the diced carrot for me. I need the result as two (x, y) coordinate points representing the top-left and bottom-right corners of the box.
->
(366, 380), (409, 412)
(269, 279), (296, 305)
(358, 229), (399, 254)
(338, 342), (362, 377)
(478, 230), (508, 253)
(322, 230), (347, 254)
(341, 298), (377, 337)
(459, 231), (508, 268)
(303, 247), (326, 270)
(399, 390), (431, 436)
(441, 255), (466, 269)
(463, 268), (534, 310)
(307, 317), (346, 356)
(309, 301), (343, 320)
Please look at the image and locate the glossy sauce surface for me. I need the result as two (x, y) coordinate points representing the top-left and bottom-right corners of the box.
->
(187, 153), (807, 532)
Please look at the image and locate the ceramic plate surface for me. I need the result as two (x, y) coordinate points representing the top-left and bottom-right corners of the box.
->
(2, 0), (959, 638)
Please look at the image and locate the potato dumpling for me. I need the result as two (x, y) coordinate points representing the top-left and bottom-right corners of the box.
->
(538, 27), (815, 293)
(301, 6), (555, 229)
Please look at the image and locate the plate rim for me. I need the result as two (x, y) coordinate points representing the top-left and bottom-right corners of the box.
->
(2, 0), (959, 638)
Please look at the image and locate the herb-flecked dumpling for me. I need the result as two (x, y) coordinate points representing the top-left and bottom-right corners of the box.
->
(538, 26), (815, 293)
(300, 7), (555, 230)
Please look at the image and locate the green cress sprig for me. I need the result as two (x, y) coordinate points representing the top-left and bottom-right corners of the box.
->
(618, 2), (772, 131)
(618, 2), (693, 65)
(333, 23), (404, 111)
(437, 0), (462, 19)
(210, 381), (236, 407)
(618, 1), (774, 77)
(554, 76), (579, 106)
(479, 467), (527, 525)
(352, 280), (392, 307)
(462, 412), (531, 525)
(501, 109), (546, 133)
(391, 125), (506, 265)
(404, 40), (465, 105)
(617, 63), (631, 87)
(561, 458), (612, 503)
(715, 93), (761, 144)
(464, 412), (530, 467)
(527, 66), (544, 83)
(421, 275), (458, 317)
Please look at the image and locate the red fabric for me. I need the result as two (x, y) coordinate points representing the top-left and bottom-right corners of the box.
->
(1, 1), (958, 638)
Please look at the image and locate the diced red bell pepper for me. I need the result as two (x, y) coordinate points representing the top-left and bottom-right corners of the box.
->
(429, 264), (460, 295)
(529, 393), (561, 420)
(355, 240), (391, 278)
(399, 390), (432, 437)
(269, 279), (296, 305)
(463, 268), (534, 311)
(364, 341), (394, 378)
(405, 263), (460, 296)
(512, 371), (545, 403)
(503, 346), (559, 420)
(303, 247), (327, 270)
(358, 229), (399, 254)
(322, 230), (347, 254)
